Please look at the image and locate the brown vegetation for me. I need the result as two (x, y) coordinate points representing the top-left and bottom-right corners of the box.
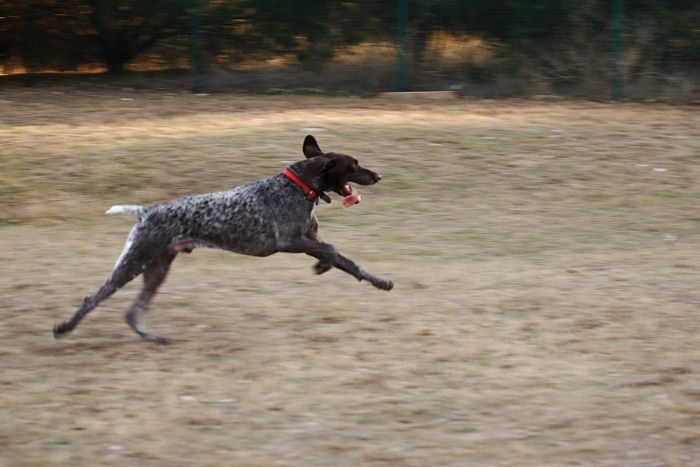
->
(1, 88), (700, 465)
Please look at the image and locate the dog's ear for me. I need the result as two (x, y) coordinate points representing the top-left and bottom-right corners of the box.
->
(301, 155), (336, 180)
(320, 157), (336, 173)
(303, 135), (324, 158)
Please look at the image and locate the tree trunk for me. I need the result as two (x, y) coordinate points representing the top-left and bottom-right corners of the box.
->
(104, 51), (130, 74)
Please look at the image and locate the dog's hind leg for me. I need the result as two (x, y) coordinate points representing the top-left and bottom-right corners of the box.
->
(125, 251), (177, 345)
(53, 260), (148, 338)
(54, 225), (155, 338)
(53, 279), (121, 337)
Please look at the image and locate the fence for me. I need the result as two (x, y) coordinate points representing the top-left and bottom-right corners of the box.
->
(1, 1), (698, 101)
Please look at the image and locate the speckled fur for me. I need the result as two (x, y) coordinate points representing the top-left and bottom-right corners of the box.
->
(54, 136), (393, 344)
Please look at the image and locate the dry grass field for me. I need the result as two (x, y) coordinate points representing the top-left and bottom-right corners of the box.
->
(1, 87), (700, 466)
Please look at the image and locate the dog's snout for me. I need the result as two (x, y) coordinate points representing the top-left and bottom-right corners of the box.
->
(357, 168), (382, 185)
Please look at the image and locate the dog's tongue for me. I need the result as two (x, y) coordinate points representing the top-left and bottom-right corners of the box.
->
(342, 184), (361, 207)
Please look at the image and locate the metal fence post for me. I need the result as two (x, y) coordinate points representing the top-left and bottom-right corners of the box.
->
(611, 0), (624, 100)
(191, 0), (204, 93)
(397, 0), (409, 91)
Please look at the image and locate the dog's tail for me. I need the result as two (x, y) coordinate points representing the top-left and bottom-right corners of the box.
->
(105, 205), (145, 218)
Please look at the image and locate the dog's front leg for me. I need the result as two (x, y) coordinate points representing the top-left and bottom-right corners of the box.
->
(331, 252), (393, 291)
(280, 238), (393, 291)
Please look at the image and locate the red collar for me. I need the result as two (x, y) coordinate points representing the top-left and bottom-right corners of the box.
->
(282, 168), (318, 200)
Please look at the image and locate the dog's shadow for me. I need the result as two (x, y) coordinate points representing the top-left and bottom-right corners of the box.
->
(36, 335), (178, 356)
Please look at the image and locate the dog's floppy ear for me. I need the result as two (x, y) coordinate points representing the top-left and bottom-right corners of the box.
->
(303, 135), (324, 158)
(302, 155), (335, 177)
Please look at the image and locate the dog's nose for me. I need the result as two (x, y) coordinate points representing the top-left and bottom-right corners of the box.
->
(375, 173), (382, 182)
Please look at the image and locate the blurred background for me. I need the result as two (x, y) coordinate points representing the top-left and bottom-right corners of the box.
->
(1, 0), (699, 101)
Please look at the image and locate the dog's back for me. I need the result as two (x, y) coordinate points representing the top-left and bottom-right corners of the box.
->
(135, 175), (311, 256)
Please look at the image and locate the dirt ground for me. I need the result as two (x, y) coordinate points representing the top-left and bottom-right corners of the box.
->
(1, 88), (700, 466)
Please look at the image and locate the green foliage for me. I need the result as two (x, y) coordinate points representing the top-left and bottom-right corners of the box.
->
(0, 0), (698, 74)
(85, 0), (191, 72)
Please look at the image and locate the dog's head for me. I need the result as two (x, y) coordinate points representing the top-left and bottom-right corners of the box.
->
(300, 135), (381, 204)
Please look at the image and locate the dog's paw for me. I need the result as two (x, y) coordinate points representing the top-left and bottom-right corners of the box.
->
(153, 337), (174, 345)
(144, 335), (174, 345)
(314, 261), (332, 275)
(372, 277), (394, 291)
(53, 322), (70, 338)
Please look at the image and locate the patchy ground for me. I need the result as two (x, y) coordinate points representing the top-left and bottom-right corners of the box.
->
(1, 88), (700, 466)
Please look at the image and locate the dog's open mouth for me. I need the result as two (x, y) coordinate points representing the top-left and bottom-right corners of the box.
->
(342, 183), (361, 207)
